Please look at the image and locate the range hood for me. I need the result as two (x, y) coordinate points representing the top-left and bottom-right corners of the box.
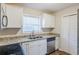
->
(41, 28), (54, 32)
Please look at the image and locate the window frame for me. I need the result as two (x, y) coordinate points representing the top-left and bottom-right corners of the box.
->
(22, 14), (42, 33)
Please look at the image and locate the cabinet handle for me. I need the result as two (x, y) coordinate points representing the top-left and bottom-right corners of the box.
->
(2, 7), (5, 14)
(2, 15), (8, 27)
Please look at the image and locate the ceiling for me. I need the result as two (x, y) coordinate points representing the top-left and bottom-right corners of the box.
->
(20, 3), (79, 13)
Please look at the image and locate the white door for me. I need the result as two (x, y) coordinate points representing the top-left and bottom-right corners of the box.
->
(60, 16), (70, 53)
(60, 14), (77, 55)
(69, 15), (77, 55)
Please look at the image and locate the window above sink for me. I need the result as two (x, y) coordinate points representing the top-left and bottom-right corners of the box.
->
(22, 15), (42, 33)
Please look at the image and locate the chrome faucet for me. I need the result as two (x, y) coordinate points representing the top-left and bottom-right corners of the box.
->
(29, 30), (35, 39)
(31, 30), (34, 36)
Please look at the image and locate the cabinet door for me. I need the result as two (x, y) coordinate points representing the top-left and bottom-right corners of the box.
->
(38, 39), (47, 55)
(29, 41), (40, 55)
(29, 40), (47, 55)
(21, 42), (29, 55)
(1, 4), (7, 29)
(42, 13), (55, 28)
(69, 15), (77, 55)
(6, 4), (23, 28)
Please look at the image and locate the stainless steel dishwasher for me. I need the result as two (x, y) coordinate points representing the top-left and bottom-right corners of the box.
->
(47, 37), (55, 54)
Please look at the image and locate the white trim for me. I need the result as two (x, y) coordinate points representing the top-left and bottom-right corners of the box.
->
(22, 15), (42, 33)
(62, 13), (77, 17)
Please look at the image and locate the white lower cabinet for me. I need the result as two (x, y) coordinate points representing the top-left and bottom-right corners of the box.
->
(21, 39), (47, 55)
(21, 42), (29, 55)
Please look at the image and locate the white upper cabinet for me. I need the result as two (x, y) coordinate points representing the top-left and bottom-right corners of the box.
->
(42, 13), (55, 28)
(4, 4), (23, 28)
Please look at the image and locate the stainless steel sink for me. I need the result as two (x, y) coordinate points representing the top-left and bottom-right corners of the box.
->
(28, 35), (43, 39)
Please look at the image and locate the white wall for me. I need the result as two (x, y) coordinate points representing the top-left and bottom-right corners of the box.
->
(53, 5), (79, 50)
(23, 7), (43, 16)
(53, 5), (79, 33)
